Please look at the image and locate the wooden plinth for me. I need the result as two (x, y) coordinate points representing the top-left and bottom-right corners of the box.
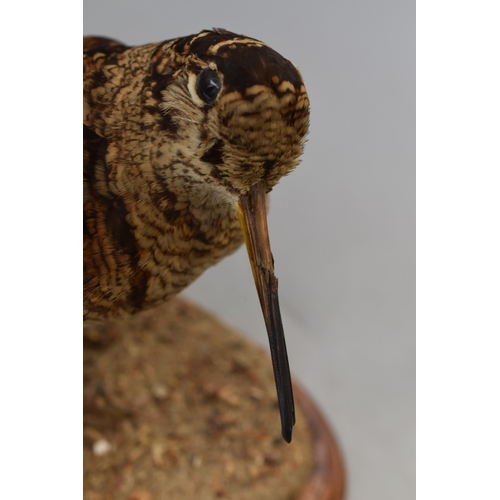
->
(84, 298), (345, 500)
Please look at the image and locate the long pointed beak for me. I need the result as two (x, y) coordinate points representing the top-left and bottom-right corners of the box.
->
(235, 182), (295, 443)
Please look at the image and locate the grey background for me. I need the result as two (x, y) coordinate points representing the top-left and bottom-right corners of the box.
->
(84, 1), (415, 498)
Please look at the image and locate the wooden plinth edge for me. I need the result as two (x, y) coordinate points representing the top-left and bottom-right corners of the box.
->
(294, 382), (346, 500)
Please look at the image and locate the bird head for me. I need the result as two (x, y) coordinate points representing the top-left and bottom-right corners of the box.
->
(153, 29), (310, 196)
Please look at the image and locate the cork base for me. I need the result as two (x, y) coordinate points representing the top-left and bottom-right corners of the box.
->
(83, 298), (345, 500)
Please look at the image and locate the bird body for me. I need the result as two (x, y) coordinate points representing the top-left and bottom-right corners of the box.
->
(83, 29), (310, 441)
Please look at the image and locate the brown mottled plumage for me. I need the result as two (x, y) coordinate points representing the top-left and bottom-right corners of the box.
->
(83, 29), (310, 442)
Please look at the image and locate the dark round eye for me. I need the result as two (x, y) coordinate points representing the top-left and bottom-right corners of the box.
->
(196, 68), (221, 105)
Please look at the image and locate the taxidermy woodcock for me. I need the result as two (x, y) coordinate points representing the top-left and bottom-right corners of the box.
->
(83, 29), (310, 442)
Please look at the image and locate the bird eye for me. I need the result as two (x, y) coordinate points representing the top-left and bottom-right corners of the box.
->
(196, 68), (221, 105)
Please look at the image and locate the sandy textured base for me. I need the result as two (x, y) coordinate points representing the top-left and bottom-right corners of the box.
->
(84, 298), (344, 499)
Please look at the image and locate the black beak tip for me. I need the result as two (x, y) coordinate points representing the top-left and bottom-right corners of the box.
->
(282, 425), (293, 443)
